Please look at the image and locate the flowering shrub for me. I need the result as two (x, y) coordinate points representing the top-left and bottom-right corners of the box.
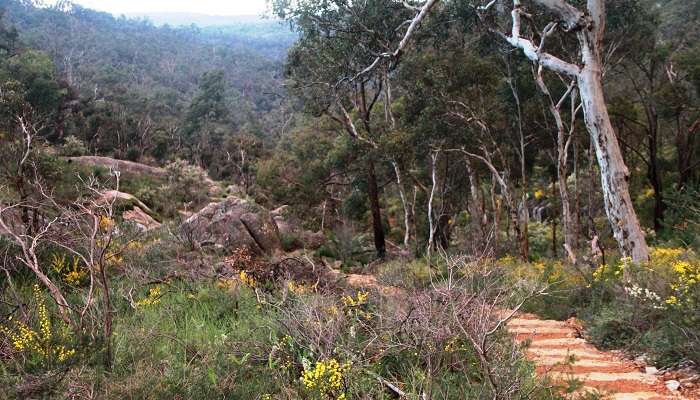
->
(50, 253), (87, 286)
(287, 280), (314, 295)
(340, 291), (368, 308)
(584, 247), (700, 366)
(216, 278), (238, 291)
(300, 358), (349, 400)
(239, 270), (257, 288)
(0, 285), (76, 367)
(136, 285), (163, 307)
(665, 256), (700, 308)
(591, 258), (628, 283)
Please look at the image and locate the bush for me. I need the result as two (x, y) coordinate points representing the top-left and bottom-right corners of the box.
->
(271, 258), (560, 399)
(376, 258), (431, 289)
(280, 232), (302, 252)
(59, 135), (88, 156)
(164, 159), (211, 208)
(500, 257), (588, 320)
(582, 248), (700, 367)
(586, 306), (640, 350)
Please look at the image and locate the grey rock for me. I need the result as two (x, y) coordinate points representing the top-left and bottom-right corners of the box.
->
(665, 380), (681, 392)
(645, 366), (659, 375)
(123, 206), (161, 231)
(180, 196), (281, 255)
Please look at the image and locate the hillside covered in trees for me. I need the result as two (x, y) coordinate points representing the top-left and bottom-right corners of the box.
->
(0, 0), (699, 398)
(0, 0), (295, 178)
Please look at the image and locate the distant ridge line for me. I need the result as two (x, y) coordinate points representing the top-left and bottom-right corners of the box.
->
(123, 12), (277, 27)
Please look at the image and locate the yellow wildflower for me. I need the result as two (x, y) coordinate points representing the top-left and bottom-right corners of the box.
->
(239, 271), (257, 287)
(136, 285), (162, 307)
(342, 291), (368, 308)
(301, 358), (349, 398)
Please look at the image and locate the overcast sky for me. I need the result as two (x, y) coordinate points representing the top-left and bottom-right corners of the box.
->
(50, 0), (269, 16)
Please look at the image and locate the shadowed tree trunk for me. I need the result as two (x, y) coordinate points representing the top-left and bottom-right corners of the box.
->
(465, 157), (487, 243)
(367, 157), (386, 258)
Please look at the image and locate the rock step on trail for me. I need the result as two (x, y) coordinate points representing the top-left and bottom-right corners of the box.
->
(507, 315), (687, 399)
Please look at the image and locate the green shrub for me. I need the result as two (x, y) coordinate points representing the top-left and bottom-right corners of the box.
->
(280, 232), (302, 252)
(59, 135), (88, 156)
(164, 159), (211, 208)
(586, 307), (639, 350)
(376, 258), (431, 289)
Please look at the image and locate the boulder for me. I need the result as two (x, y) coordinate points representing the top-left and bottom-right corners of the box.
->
(99, 190), (153, 213)
(98, 191), (161, 231)
(180, 196), (281, 255)
(123, 206), (161, 231)
(66, 156), (167, 178)
(665, 380), (681, 392)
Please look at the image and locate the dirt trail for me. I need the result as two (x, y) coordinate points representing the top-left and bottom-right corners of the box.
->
(507, 314), (688, 399)
(337, 272), (692, 399)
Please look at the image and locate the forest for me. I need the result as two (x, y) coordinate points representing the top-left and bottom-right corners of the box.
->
(0, 0), (699, 398)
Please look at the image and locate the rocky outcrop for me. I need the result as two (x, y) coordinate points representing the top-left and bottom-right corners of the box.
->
(69, 156), (224, 199)
(66, 156), (167, 178)
(99, 190), (153, 211)
(99, 191), (161, 231)
(123, 207), (161, 231)
(180, 196), (281, 255)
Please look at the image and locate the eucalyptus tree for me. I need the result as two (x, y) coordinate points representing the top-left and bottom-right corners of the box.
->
(339, 0), (652, 263)
(274, 0), (416, 258)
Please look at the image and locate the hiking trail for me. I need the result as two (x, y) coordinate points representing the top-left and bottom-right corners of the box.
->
(337, 272), (693, 399)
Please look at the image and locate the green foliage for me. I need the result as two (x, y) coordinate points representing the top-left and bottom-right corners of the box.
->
(586, 306), (640, 350)
(257, 127), (346, 223)
(103, 282), (274, 399)
(59, 135), (87, 156)
(279, 232), (302, 253)
(376, 258), (431, 289)
(2, 50), (62, 114)
(519, 248), (700, 368)
(660, 185), (700, 248)
(184, 70), (229, 137)
(164, 159), (211, 208)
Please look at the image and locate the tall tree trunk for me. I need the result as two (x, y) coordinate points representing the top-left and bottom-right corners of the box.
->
(426, 152), (438, 257)
(577, 33), (650, 263)
(533, 68), (579, 262)
(558, 159), (576, 261)
(490, 179), (500, 255)
(507, 66), (530, 261)
(392, 161), (411, 248)
(465, 157), (486, 242)
(367, 157), (386, 258)
(467, 150), (524, 259)
(551, 172), (558, 258)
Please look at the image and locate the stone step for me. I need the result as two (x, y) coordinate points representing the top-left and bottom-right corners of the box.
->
(526, 348), (612, 360)
(525, 337), (589, 347)
(508, 326), (575, 335)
